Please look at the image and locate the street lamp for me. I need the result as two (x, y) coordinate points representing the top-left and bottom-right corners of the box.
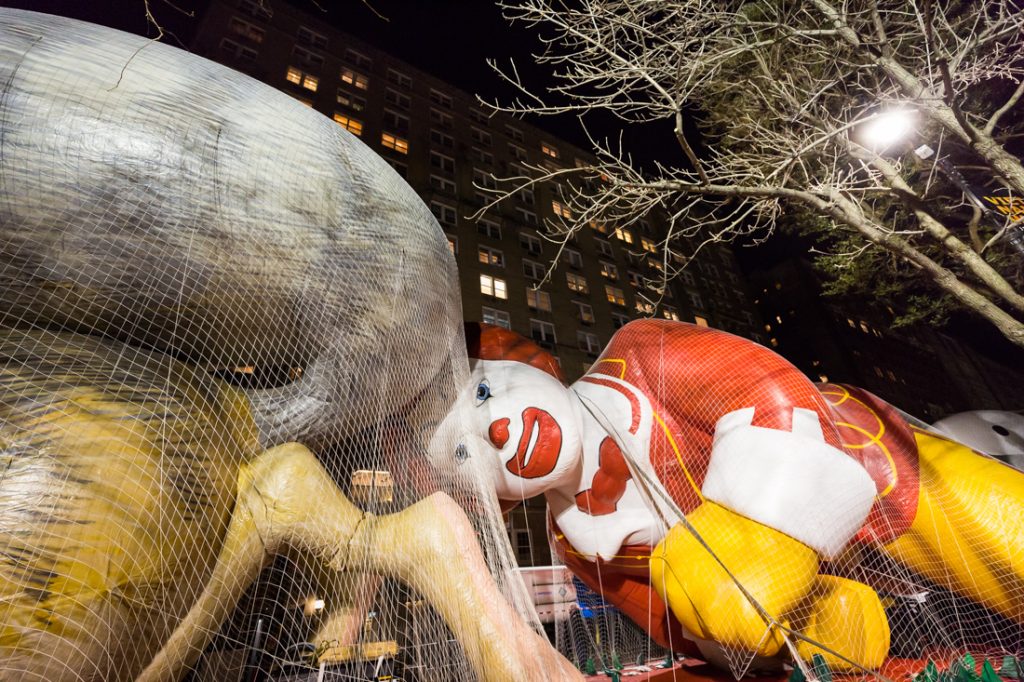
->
(857, 107), (1024, 255)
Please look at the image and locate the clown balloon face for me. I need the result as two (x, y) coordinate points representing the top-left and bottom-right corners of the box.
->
(469, 358), (583, 500)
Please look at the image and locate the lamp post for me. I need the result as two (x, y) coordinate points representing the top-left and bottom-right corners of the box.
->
(858, 109), (1024, 255)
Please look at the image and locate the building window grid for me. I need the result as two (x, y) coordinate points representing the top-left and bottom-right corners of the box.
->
(220, 38), (258, 62)
(332, 113), (363, 136)
(386, 158), (407, 178)
(336, 90), (366, 111)
(541, 142), (560, 159)
(430, 151), (455, 174)
(480, 274), (508, 300)
(340, 68), (370, 90)
(228, 16), (265, 43)
(430, 201), (457, 228)
(385, 88), (411, 109)
(471, 148), (494, 165)
(478, 219), (502, 240)
(516, 208), (538, 226)
(430, 129), (455, 149)
(551, 200), (572, 219)
(239, 0), (273, 21)
(520, 232), (542, 256)
(343, 48), (372, 69)
(387, 68), (412, 88)
(482, 307), (511, 329)
(429, 174), (456, 194)
(473, 168), (497, 191)
(600, 261), (619, 280)
(506, 125), (525, 142)
(292, 45), (325, 68)
(296, 25), (327, 49)
(567, 249), (583, 269)
(478, 246), (505, 268)
(530, 319), (557, 346)
(578, 331), (601, 355)
(614, 227), (634, 244)
(381, 132), (409, 154)
(527, 288), (552, 312)
(574, 301), (595, 325)
(430, 88), (453, 108)
(286, 66), (319, 91)
(606, 285), (626, 306)
(430, 108), (454, 128)
(566, 272), (589, 295)
(523, 259), (546, 281)
(612, 312), (630, 329)
(383, 109), (410, 133)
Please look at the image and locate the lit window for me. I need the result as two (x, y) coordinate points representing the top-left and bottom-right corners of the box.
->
(552, 200), (572, 219)
(566, 273), (589, 295)
(430, 201), (457, 228)
(296, 26), (328, 49)
(520, 232), (542, 256)
(606, 285), (626, 306)
(818, 374), (829, 383)
(429, 174), (456, 194)
(341, 68), (369, 90)
(336, 90), (366, 111)
(478, 219), (502, 240)
(612, 312), (629, 329)
(387, 68), (412, 88)
(614, 227), (634, 244)
(627, 271), (643, 288)
(480, 274), (508, 300)
(578, 331), (601, 355)
(385, 88), (410, 109)
(523, 259), (545, 281)
(482, 307), (511, 329)
(471, 127), (492, 145)
(635, 300), (655, 315)
(527, 288), (552, 312)
(600, 261), (618, 280)
(284, 66), (315, 91)
(430, 129), (454, 148)
(506, 125), (525, 142)
(530, 319), (556, 345)
(478, 246), (504, 268)
(541, 142), (559, 159)
(431, 108), (454, 128)
(662, 306), (680, 321)
(589, 220), (609, 234)
(332, 114), (362, 136)
(694, 315), (709, 327)
(566, 249), (583, 269)
(382, 132), (409, 154)
(574, 302), (595, 324)
(229, 17), (265, 43)
(641, 237), (657, 253)
(771, 338), (780, 347)
(429, 88), (453, 108)
(430, 151), (455, 173)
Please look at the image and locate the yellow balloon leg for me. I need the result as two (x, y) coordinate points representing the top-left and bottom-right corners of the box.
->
(795, 575), (890, 671)
(883, 430), (1024, 623)
(651, 501), (819, 656)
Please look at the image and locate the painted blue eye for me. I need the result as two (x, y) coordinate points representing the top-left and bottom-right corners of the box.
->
(475, 381), (491, 403)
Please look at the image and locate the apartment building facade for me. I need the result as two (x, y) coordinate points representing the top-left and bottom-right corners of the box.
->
(190, 0), (764, 566)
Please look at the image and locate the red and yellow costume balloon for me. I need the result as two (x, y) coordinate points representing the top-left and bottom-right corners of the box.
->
(466, 319), (1024, 671)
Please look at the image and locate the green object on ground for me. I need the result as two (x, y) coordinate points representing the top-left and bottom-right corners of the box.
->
(788, 664), (807, 682)
(605, 671), (621, 682)
(1002, 657), (1020, 679)
(611, 652), (622, 670)
(585, 657), (596, 675)
(982, 659), (1001, 682)
(811, 654), (832, 682)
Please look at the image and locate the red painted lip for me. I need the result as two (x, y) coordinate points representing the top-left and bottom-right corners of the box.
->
(505, 407), (562, 479)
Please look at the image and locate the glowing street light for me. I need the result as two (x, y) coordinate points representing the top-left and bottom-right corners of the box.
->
(858, 108), (917, 152)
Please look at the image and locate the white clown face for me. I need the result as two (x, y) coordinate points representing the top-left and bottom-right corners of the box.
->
(470, 359), (583, 500)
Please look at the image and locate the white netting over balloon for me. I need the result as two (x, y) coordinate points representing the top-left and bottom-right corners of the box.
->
(0, 9), (576, 682)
